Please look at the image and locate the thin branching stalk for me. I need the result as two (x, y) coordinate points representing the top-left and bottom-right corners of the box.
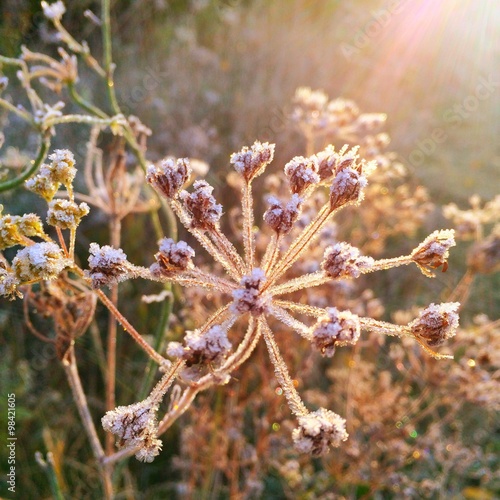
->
(62, 346), (113, 499)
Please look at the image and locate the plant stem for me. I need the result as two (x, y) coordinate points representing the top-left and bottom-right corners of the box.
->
(62, 346), (113, 499)
(0, 137), (50, 193)
(105, 215), (121, 455)
(95, 288), (166, 365)
(101, 0), (121, 115)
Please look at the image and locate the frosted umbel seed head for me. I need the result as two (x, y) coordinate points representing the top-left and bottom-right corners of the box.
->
(311, 307), (360, 357)
(151, 238), (195, 276)
(86, 243), (130, 289)
(180, 180), (222, 230)
(263, 194), (303, 234)
(322, 242), (374, 279)
(411, 229), (456, 276)
(410, 302), (460, 346)
(284, 156), (320, 195)
(12, 242), (70, 282)
(25, 149), (76, 201)
(146, 158), (191, 199)
(101, 398), (162, 463)
(230, 141), (275, 181)
(292, 408), (348, 456)
(231, 268), (270, 316)
(46, 199), (89, 229)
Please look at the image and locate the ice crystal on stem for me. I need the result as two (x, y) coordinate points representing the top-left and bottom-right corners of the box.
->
(104, 141), (459, 459)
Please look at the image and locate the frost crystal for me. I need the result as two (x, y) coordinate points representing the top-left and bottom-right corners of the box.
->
(101, 398), (162, 463)
(146, 157), (191, 199)
(46, 199), (89, 229)
(231, 268), (270, 316)
(181, 180), (222, 230)
(263, 194), (303, 234)
(311, 307), (360, 357)
(284, 156), (320, 194)
(410, 302), (460, 346)
(292, 408), (348, 456)
(12, 242), (70, 282)
(230, 141), (275, 181)
(322, 242), (374, 279)
(151, 238), (195, 276)
(86, 243), (130, 288)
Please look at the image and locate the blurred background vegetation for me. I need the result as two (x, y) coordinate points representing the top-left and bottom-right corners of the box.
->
(0, 0), (498, 498)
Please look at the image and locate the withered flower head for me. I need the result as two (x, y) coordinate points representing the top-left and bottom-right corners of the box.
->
(263, 194), (303, 234)
(167, 325), (232, 368)
(101, 398), (162, 463)
(292, 408), (348, 456)
(410, 302), (460, 347)
(311, 307), (360, 357)
(180, 180), (222, 230)
(322, 242), (374, 279)
(12, 242), (70, 282)
(150, 238), (195, 276)
(329, 166), (368, 211)
(411, 229), (455, 277)
(146, 158), (191, 199)
(284, 156), (320, 195)
(86, 243), (131, 289)
(230, 141), (275, 181)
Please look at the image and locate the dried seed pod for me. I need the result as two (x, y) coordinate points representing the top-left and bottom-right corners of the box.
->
(230, 141), (275, 182)
(411, 229), (455, 276)
(284, 156), (320, 195)
(322, 242), (373, 279)
(311, 307), (360, 357)
(86, 243), (131, 289)
(263, 194), (303, 234)
(292, 408), (348, 456)
(146, 157), (191, 199)
(410, 302), (460, 346)
(151, 238), (195, 276)
(180, 180), (222, 230)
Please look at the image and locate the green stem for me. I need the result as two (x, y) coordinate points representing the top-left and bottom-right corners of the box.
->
(35, 452), (65, 500)
(138, 288), (173, 400)
(0, 97), (35, 125)
(0, 137), (50, 193)
(102, 0), (121, 115)
(67, 81), (109, 119)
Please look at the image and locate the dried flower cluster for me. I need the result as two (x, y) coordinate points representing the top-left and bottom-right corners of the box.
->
(94, 139), (460, 460)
